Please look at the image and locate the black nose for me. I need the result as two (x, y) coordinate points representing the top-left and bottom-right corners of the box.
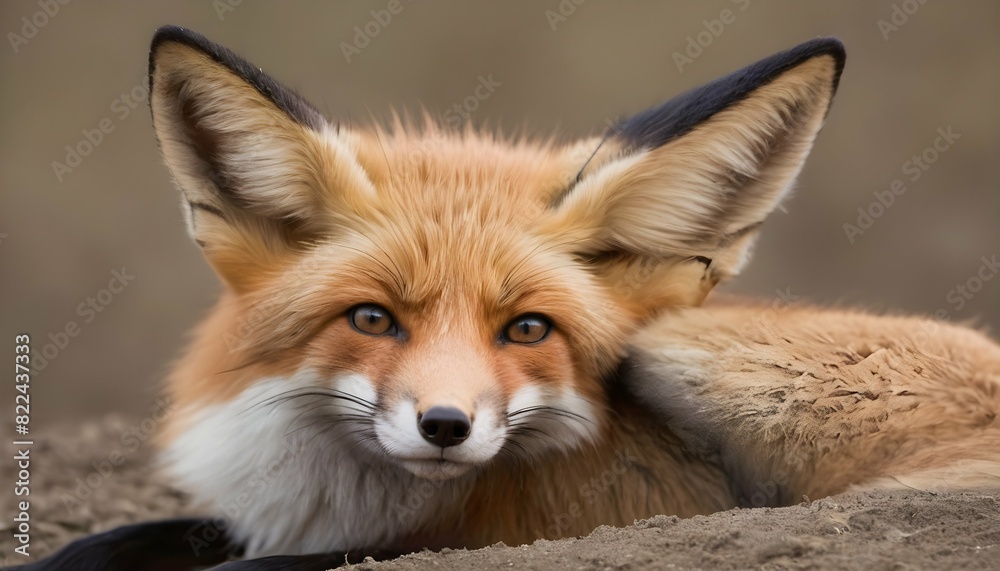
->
(418, 407), (471, 448)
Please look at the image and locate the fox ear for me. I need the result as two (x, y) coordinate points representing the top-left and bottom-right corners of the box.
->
(546, 38), (845, 313)
(149, 26), (375, 291)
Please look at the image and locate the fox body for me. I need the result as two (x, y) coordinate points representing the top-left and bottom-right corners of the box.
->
(21, 27), (1000, 570)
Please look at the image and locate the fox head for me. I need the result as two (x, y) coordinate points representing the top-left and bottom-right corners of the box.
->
(150, 26), (843, 481)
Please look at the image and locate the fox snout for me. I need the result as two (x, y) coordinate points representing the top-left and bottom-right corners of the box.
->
(370, 377), (599, 481)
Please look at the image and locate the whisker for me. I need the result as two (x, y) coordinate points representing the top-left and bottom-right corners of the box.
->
(245, 387), (376, 417)
(508, 404), (595, 425)
(507, 405), (552, 418)
(369, 115), (394, 184)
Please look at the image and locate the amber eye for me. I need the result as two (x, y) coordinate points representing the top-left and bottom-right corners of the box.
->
(502, 314), (552, 344)
(349, 304), (397, 336)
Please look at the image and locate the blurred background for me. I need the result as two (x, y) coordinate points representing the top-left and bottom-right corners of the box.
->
(1, 1), (997, 427)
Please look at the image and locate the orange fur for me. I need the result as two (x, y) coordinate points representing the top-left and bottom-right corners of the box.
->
(145, 29), (999, 559)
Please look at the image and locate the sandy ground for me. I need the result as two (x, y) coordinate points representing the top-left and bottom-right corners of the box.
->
(2, 417), (998, 570)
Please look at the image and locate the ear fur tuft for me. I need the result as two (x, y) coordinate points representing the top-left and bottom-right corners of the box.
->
(148, 25), (376, 292)
(545, 38), (846, 313)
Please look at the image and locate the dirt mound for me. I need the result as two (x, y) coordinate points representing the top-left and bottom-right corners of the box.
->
(2, 417), (998, 570)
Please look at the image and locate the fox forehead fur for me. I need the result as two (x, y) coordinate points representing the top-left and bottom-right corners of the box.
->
(136, 25), (996, 561)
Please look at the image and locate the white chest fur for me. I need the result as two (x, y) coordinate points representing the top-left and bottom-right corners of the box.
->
(161, 373), (470, 556)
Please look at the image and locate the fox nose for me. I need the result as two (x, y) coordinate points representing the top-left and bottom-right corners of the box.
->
(418, 406), (471, 448)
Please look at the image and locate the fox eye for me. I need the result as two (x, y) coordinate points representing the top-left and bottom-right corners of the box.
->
(349, 304), (397, 336)
(502, 314), (552, 344)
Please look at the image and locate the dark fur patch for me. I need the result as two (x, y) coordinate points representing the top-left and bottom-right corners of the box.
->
(7, 518), (234, 571)
(612, 37), (845, 151)
(189, 200), (227, 220)
(149, 25), (326, 132)
(619, 351), (798, 509)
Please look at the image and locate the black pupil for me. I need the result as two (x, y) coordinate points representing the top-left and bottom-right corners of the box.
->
(519, 321), (533, 335)
(367, 310), (382, 325)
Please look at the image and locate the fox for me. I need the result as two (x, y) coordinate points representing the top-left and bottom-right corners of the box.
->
(18, 26), (1000, 571)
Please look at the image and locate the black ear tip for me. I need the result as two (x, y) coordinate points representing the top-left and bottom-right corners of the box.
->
(149, 25), (213, 80)
(794, 36), (847, 80)
(803, 36), (846, 59)
(612, 36), (848, 152)
(152, 24), (189, 41)
(150, 25), (206, 54)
